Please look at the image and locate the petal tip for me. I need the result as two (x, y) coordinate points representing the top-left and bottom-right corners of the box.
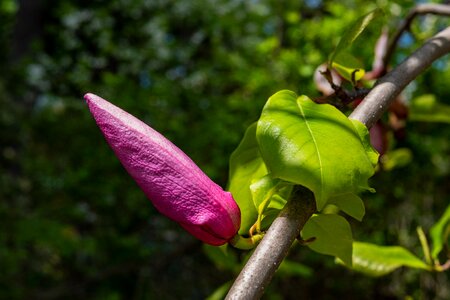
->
(84, 93), (97, 103)
(83, 93), (94, 101)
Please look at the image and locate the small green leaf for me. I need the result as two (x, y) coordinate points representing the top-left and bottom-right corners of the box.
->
(301, 214), (353, 266)
(328, 193), (365, 221)
(250, 174), (281, 213)
(256, 90), (377, 210)
(340, 242), (430, 276)
(331, 52), (367, 86)
(329, 8), (383, 65)
(249, 174), (281, 232)
(332, 61), (365, 83)
(409, 94), (450, 123)
(228, 123), (268, 234)
(258, 189), (293, 231)
(206, 281), (232, 300)
(430, 204), (450, 259)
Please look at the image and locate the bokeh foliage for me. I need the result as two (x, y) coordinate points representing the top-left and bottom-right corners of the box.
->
(1, 0), (449, 299)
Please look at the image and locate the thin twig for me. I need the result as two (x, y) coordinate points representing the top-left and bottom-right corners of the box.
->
(383, 4), (450, 69)
(225, 26), (450, 300)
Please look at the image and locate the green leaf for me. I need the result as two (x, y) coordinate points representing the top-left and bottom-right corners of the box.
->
(256, 90), (378, 210)
(340, 242), (430, 276)
(332, 61), (365, 83)
(331, 53), (366, 85)
(430, 204), (450, 259)
(250, 174), (283, 232)
(301, 214), (353, 266)
(328, 193), (365, 221)
(249, 175), (294, 232)
(409, 94), (450, 123)
(350, 119), (379, 167)
(380, 148), (413, 171)
(258, 194), (290, 230)
(228, 123), (268, 234)
(278, 260), (313, 278)
(329, 8), (383, 65)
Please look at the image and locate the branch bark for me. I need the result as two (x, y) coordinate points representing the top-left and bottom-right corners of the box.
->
(383, 4), (450, 69)
(225, 26), (450, 300)
(351, 26), (450, 127)
(225, 186), (316, 300)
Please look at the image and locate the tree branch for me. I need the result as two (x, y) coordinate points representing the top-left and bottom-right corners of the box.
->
(225, 186), (316, 300)
(350, 26), (450, 127)
(383, 4), (450, 69)
(225, 26), (450, 300)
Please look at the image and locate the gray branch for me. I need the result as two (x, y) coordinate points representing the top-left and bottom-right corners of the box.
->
(225, 186), (316, 300)
(350, 26), (450, 127)
(225, 26), (450, 300)
(383, 4), (450, 69)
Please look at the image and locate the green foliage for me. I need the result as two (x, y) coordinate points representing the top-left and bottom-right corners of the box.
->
(327, 193), (365, 221)
(341, 242), (430, 277)
(302, 214), (353, 266)
(228, 123), (267, 234)
(409, 94), (450, 123)
(430, 204), (450, 260)
(229, 89), (378, 241)
(380, 148), (413, 171)
(256, 90), (378, 210)
(2, 0), (450, 299)
(203, 245), (240, 273)
(329, 8), (383, 65)
(331, 61), (365, 84)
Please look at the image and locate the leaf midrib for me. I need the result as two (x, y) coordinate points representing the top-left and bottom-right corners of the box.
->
(296, 98), (324, 203)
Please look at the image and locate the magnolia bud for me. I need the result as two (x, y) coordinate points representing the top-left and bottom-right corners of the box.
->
(84, 93), (241, 245)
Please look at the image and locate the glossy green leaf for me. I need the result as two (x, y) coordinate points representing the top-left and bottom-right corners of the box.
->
(339, 242), (430, 276)
(409, 94), (450, 123)
(256, 90), (378, 210)
(228, 123), (268, 234)
(430, 204), (450, 259)
(328, 193), (365, 221)
(329, 8), (383, 65)
(301, 214), (353, 266)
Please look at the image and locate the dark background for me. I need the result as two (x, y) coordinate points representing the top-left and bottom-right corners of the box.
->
(1, 0), (449, 299)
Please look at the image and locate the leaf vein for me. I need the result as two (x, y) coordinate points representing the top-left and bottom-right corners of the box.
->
(297, 99), (324, 201)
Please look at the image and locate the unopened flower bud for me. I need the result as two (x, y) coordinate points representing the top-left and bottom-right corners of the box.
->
(84, 93), (241, 245)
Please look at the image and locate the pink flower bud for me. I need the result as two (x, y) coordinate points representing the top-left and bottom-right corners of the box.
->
(84, 93), (240, 245)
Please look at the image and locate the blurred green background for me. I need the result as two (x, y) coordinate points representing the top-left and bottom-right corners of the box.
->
(1, 0), (449, 299)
